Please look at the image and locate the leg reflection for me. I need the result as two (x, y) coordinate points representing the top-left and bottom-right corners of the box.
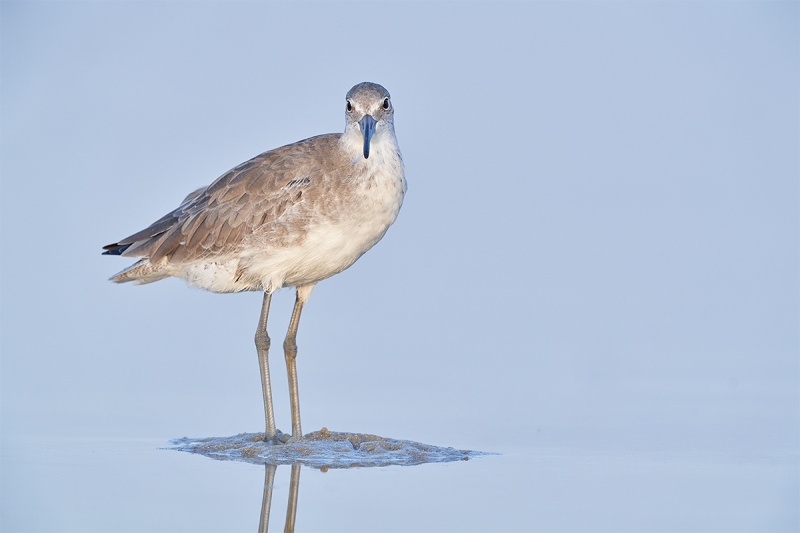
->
(257, 464), (301, 533)
(284, 464), (301, 533)
(259, 464), (276, 533)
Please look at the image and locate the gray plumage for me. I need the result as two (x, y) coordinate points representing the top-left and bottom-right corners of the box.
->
(104, 82), (406, 441)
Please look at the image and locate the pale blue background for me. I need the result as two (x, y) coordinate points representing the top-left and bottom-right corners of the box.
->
(2, 1), (798, 531)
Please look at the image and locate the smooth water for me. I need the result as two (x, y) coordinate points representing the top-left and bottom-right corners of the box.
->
(2, 428), (796, 532)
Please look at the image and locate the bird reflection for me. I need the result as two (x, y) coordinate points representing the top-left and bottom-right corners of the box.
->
(258, 464), (301, 533)
(169, 430), (487, 530)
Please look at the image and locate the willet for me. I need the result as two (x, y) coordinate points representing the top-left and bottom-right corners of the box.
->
(103, 82), (406, 442)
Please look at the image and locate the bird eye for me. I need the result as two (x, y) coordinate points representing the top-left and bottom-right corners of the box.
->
(382, 98), (390, 110)
(346, 100), (352, 112)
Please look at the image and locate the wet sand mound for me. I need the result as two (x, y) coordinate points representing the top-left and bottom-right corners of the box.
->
(169, 428), (491, 468)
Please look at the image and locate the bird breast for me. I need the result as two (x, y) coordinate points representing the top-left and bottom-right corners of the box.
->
(179, 135), (405, 294)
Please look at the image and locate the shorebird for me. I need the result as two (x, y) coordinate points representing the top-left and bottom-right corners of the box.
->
(103, 82), (406, 442)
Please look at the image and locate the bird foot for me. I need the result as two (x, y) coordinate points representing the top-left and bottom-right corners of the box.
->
(263, 429), (293, 445)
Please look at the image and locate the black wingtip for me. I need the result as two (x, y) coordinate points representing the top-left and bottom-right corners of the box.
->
(102, 243), (130, 256)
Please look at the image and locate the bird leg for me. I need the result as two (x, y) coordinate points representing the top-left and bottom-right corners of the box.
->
(284, 285), (314, 439)
(255, 291), (277, 442)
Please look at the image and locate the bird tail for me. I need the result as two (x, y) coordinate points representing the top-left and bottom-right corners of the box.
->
(109, 259), (170, 285)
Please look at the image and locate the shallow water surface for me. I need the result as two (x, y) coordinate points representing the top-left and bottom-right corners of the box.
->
(2, 433), (795, 532)
(169, 429), (488, 468)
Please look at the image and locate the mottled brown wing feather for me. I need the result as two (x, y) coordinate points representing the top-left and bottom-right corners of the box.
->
(111, 133), (339, 264)
(102, 186), (206, 254)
